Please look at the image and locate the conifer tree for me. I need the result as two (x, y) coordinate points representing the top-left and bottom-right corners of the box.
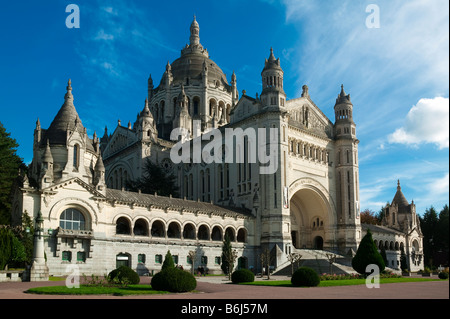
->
(0, 122), (24, 224)
(352, 229), (385, 275)
(162, 250), (175, 271)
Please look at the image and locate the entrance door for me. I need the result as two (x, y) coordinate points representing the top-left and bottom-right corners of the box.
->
(116, 253), (130, 268)
(313, 236), (323, 250)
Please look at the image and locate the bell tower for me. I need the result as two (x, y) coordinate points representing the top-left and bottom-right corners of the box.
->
(334, 84), (361, 251)
(260, 48), (286, 110)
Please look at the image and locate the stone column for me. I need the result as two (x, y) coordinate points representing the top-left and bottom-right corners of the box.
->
(30, 211), (49, 281)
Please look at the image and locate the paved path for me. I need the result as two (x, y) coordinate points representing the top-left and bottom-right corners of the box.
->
(0, 275), (448, 300)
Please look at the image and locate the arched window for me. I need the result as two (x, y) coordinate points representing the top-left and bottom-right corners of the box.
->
(225, 227), (235, 241)
(60, 208), (85, 230)
(73, 144), (79, 169)
(211, 226), (222, 241)
(133, 219), (148, 236)
(197, 225), (209, 240)
(116, 217), (131, 235)
(237, 228), (247, 243)
(151, 220), (165, 237)
(167, 222), (181, 239)
(183, 223), (196, 240)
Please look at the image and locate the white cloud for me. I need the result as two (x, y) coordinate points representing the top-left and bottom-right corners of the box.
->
(94, 29), (114, 41)
(388, 97), (449, 149)
(427, 173), (450, 196)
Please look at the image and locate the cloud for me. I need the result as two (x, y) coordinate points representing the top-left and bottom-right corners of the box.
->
(388, 97), (449, 149)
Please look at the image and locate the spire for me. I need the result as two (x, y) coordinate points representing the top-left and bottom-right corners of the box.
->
(42, 139), (53, 163)
(392, 179), (409, 209)
(94, 151), (105, 172)
(335, 84), (352, 105)
(35, 118), (41, 130)
(190, 15), (200, 46)
(263, 47), (282, 72)
(47, 79), (85, 145)
(140, 98), (153, 118)
(268, 47), (276, 62)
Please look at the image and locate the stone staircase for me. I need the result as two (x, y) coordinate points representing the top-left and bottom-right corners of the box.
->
(272, 249), (358, 276)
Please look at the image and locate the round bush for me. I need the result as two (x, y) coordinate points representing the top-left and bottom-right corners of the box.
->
(438, 271), (449, 280)
(108, 265), (140, 285)
(291, 267), (320, 287)
(231, 269), (255, 283)
(151, 267), (197, 292)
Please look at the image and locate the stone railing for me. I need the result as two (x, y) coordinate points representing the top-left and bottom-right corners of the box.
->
(0, 270), (24, 282)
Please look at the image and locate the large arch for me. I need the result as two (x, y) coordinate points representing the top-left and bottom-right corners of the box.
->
(289, 178), (336, 250)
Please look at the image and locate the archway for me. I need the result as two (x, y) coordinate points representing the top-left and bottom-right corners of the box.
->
(289, 183), (334, 250)
(313, 236), (324, 250)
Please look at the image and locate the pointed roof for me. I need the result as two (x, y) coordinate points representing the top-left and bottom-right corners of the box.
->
(46, 79), (86, 145)
(42, 139), (53, 163)
(140, 98), (153, 119)
(262, 47), (282, 73)
(335, 84), (352, 105)
(94, 151), (105, 172)
(392, 180), (410, 210)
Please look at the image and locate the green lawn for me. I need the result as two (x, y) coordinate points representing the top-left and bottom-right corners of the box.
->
(26, 284), (170, 296)
(240, 277), (444, 288)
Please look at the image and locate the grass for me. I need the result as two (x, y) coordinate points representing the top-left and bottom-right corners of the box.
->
(240, 277), (444, 288)
(26, 284), (170, 296)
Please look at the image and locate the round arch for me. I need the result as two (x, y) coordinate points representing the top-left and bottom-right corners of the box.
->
(211, 225), (223, 241)
(182, 222), (196, 240)
(167, 221), (181, 239)
(288, 178), (336, 250)
(150, 219), (165, 238)
(197, 224), (210, 241)
(133, 218), (149, 236)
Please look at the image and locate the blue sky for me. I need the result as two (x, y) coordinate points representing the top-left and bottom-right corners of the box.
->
(0, 0), (448, 216)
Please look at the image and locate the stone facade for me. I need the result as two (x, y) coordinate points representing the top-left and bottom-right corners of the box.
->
(10, 17), (423, 278)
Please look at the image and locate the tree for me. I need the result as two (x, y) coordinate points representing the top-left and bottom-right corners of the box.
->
(420, 206), (439, 267)
(259, 248), (274, 279)
(352, 229), (385, 275)
(162, 250), (175, 271)
(0, 122), (25, 225)
(126, 159), (179, 197)
(221, 234), (237, 280)
(360, 209), (379, 225)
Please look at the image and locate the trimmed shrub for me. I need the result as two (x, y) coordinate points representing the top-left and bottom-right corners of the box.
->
(151, 267), (197, 292)
(438, 271), (449, 280)
(352, 229), (385, 275)
(108, 265), (140, 285)
(162, 250), (175, 271)
(291, 267), (320, 287)
(231, 269), (255, 283)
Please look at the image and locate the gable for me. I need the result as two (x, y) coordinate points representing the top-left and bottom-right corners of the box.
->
(43, 177), (105, 199)
(102, 126), (138, 159)
(286, 97), (333, 139)
(230, 95), (261, 123)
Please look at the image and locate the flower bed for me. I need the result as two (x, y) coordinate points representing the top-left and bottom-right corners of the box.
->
(320, 272), (401, 280)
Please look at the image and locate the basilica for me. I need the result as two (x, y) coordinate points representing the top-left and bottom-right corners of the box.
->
(11, 17), (423, 278)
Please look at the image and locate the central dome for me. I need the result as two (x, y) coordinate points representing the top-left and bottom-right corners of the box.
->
(170, 53), (229, 85)
(169, 16), (228, 86)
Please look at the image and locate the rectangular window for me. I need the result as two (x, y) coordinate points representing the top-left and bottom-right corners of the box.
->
(138, 254), (146, 264)
(215, 257), (221, 265)
(187, 256), (192, 265)
(62, 251), (72, 262)
(201, 256), (208, 265)
(173, 255), (178, 264)
(155, 254), (162, 264)
(77, 251), (86, 262)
